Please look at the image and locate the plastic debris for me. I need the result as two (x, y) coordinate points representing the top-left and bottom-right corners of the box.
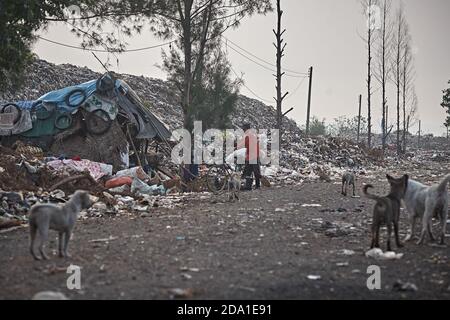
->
(365, 248), (404, 261)
(32, 291), (69, 300)
(393, 281), (418, 292)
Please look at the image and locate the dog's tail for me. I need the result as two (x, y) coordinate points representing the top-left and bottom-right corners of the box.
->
(437, 175), (450, 192)
(363, 184), (384, 202)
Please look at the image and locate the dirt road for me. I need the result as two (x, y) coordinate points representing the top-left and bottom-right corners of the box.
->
(1, 172), (449, 300)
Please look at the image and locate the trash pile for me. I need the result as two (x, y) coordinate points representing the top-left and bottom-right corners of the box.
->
(0, 59), (300, 133)
(259, 131), (382, 185)
(0, 143), (199, 229)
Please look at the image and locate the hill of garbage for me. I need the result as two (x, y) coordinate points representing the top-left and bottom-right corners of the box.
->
(0, 59), (377, 170)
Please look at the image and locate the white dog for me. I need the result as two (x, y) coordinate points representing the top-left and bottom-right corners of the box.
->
(402, 175), (450, 245)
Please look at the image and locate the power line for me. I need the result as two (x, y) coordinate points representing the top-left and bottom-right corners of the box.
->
(229, 65), (274, 104)
(223, 36), (309, 76)
(226, 41), (308, 79)
(285, 76), (308, 101)
(37, 35), (173, 53)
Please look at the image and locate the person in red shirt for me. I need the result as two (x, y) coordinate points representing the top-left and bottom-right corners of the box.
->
(237, 123), (261, 190)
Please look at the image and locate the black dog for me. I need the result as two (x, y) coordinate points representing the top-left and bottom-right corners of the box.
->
(363, 174), (408, 251)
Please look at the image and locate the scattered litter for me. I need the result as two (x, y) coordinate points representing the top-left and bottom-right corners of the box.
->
(336, 262), (349, 267)
(340, 249), (356, 256)
(89, 236), (118, 243)
(393, 280), (418, 292)
(365, 248), (404, 261)
(302, 204), (322, 208)
(168, 288), (194, 299)
(32, 291), (69, 300)
(307, 275), (322, 280)
(181, 273), (192, 280)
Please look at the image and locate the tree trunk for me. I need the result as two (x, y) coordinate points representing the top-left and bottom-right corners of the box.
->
(367, 6), (372, 149)
(179, 0), (193, 129)
(402, 46), (407, 153)
(396, 19), (401, 156)
(274, 0), (286, 141)
(381, 0), (387, 152)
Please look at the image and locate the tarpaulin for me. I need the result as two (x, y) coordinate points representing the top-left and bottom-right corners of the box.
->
(36, 79), (97, 112)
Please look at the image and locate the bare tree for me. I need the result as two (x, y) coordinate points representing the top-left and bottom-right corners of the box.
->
(360, 0), (379, 148)
(401, 28), (416, 152)
(374, 0), (393, 152)
(391, 4), (407, 156)
(406, 89), (418, 135)
(274, 0), (288, 141)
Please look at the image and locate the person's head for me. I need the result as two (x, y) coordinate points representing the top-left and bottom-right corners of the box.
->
(242, 123), (251, 132)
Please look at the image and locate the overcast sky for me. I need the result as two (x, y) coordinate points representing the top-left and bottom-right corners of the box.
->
(33, 0), (450, 136)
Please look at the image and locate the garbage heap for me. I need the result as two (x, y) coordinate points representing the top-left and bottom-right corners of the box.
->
(0, 143), (214, 229)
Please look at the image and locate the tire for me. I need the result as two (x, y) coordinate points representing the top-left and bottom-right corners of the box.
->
(1, 103), (22, 124)
(85, 109), (112, 135)
(54, 113), (73, 130)
(65, 89), (87, 108)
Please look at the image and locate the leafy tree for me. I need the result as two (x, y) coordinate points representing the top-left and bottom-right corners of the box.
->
(186, 46), (241, 131)
(0, 0), (90, 89)
(328, 116), (368, 140)
(309, 116), (327, 137)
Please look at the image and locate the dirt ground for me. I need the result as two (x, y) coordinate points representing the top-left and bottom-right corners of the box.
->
(1, 166), (450, 300)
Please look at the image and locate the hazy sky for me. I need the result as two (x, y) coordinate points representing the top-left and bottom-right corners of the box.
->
(33, 0), (450, 135)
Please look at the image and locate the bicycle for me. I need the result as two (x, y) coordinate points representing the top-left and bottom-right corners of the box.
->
(206, 163), (242, 194)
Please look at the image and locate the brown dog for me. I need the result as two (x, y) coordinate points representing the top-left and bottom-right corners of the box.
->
(363, 174), (408, 251)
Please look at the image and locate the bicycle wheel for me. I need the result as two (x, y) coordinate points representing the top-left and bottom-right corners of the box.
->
(206, 166), (229, 194)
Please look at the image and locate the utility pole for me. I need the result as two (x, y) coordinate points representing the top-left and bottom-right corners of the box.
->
(305, 66), (313, 135)
(357, 94), (362, 143)
(274, 0), (288, 142)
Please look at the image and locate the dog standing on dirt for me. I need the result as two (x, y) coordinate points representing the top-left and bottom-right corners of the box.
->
(228, 172), (242, 202)
(342, 172), (356, 197)
(402, 175), (450, 245)
(363, 174), (408, 251)
(29, 190), (95, 260)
